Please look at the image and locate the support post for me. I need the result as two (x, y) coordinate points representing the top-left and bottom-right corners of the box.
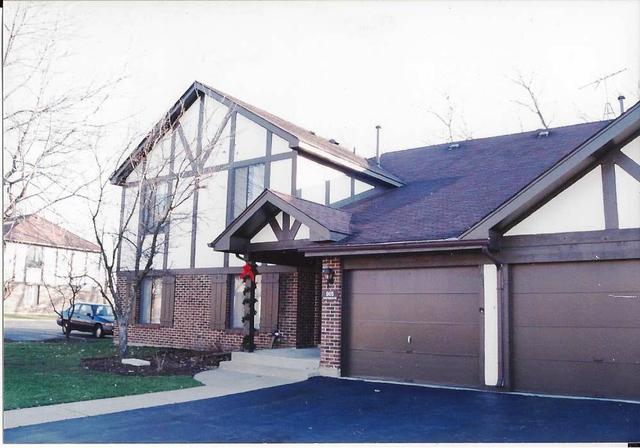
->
(241, 258), (259, 352)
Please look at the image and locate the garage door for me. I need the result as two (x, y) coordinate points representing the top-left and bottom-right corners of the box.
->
(512, 260), (640, 400)
(343, 267), (482, 387)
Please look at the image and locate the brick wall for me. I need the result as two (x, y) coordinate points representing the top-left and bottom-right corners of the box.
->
(319, 256), (342, 370)
(114, 269), (315, 351)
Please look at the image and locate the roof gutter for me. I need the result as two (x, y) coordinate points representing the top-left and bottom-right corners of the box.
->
(302, 238), (489, 257)
(296, 141), (404, 187)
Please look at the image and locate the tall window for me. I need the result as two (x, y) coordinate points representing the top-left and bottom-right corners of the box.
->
(231, 276), (262, 329)
(141, 182), (170, 233)
(25, 246), (43, 268)
(140, 277), (163, 324)
(233, 163), (265, 218)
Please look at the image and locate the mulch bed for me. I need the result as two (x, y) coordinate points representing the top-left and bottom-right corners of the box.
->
(81, 348), (231, 376)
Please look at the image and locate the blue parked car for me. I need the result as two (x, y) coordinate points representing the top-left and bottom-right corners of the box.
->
(57, 302), (115, 338)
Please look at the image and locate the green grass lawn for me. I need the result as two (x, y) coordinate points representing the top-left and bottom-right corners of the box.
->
(3, 339), (202, 410)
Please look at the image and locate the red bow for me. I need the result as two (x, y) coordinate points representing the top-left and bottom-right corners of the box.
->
(240, 262), (256, 282)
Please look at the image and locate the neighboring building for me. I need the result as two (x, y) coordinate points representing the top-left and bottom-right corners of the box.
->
(3, 215), (104, 315)
(112, 81), (640, 401)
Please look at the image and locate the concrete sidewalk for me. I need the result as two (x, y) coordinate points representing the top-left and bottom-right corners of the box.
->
(4, 369), (296, 429)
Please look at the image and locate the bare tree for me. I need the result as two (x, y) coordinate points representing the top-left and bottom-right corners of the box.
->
(2, 3), (122, 225)
(511, 72), (551, 129)
(85, 97), (231, 359)
(44, 257), (83, 338)
(428, 93), (473, 143)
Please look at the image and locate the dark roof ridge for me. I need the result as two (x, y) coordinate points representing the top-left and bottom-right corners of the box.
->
(380, 119), (613, 158)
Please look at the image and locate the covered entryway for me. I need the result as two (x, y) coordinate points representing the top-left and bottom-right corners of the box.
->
(511, 259), (640, 400)
(343, 266), (482, 387)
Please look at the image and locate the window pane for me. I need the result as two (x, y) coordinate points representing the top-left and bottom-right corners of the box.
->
(233, 167), (248, 218)
(234, 113), (267, 161)
(150, 278), (163, 324)
(231, 275), (262, 329)
(270, 158), (292, 194)
(271, 134), (291, 155)
(140, 278), (163, 324)
(247, 164), (265, 204)
(233, 163), (264, 218)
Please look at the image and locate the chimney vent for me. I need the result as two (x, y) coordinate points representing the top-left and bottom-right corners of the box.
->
(618, 95), (626, 115)
(375, 125), (382, 166)
(329, 139), (339, 145)
(537, 130), (550, 138)
(448, 143), (460, 150)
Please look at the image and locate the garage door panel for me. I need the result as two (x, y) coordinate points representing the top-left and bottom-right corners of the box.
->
(512, 260), (640, 293)
(350, 292), (480, 324)
(349, 267), (480, 294)
(513, 292), (640, 328)
(513, 359), (640, 400)
(348, 321), (479, 356)
(512, 260), (640, 400)
(347, 349), (480, 387)
(513, 326), (640, 364)
(345, 267), (481, 387)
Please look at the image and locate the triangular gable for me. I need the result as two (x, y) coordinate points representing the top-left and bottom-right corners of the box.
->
(462, 101), (640, 239)
(210, 189), (351, 254)
(110, 81), (403, 187)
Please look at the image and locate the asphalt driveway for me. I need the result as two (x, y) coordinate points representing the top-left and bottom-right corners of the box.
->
(4, 377), (640, 443)
(3, 318), (111, 342)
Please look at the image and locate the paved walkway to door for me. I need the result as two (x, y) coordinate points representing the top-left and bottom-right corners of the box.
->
(5, 377), (640, 443)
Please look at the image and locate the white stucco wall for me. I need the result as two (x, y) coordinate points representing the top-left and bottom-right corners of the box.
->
(615, 158), (640, 229)
(505, 166), (606, 236)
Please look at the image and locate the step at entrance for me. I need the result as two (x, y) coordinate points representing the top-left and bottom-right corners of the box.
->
(217, 348), (320, 381)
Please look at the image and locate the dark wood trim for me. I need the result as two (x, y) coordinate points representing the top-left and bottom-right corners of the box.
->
(265, 131), (272, 189)
(268, 215), (283, 240)
(342, 251), (491, 270)
(119, 264), (297, 276)
(615, 150), (640, 182)
(176, 123), (197, 170)
(499, 264), (511, 389)
(196, 94), (204, 160)
(290, 219), (302, 240)
(291, 151), (297, 196)
(305, 239), (489, 257)
(189, 178), (200, 268)
(498, 228), (640, 248)
(212, 189), (350, 252)
(496, 239), (640, 264)
(461, 105), (640, 239)
(201, 106), (234, 168)
(120, 152), (293, 188)
(248, 239), (313, 252)
(601, 162), (619, 229)
(117, 187), (126, 271)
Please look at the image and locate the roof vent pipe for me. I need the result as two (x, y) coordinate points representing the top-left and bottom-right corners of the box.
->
(618, 95), (626, 115)
(375, 125), (381, 166)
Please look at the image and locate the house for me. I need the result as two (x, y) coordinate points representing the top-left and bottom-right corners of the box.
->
(112, 81), (640, 401)
(3, 214), (105, 315)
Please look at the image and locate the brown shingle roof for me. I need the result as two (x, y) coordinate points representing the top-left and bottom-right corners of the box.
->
(3, 215), (100, 252)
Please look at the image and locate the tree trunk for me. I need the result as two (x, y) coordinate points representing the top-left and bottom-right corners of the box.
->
(118, 316), (129, 359)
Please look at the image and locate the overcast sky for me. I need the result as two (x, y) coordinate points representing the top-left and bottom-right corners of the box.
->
(5, 0), (639, 237)
(64, 0), (640, 153)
